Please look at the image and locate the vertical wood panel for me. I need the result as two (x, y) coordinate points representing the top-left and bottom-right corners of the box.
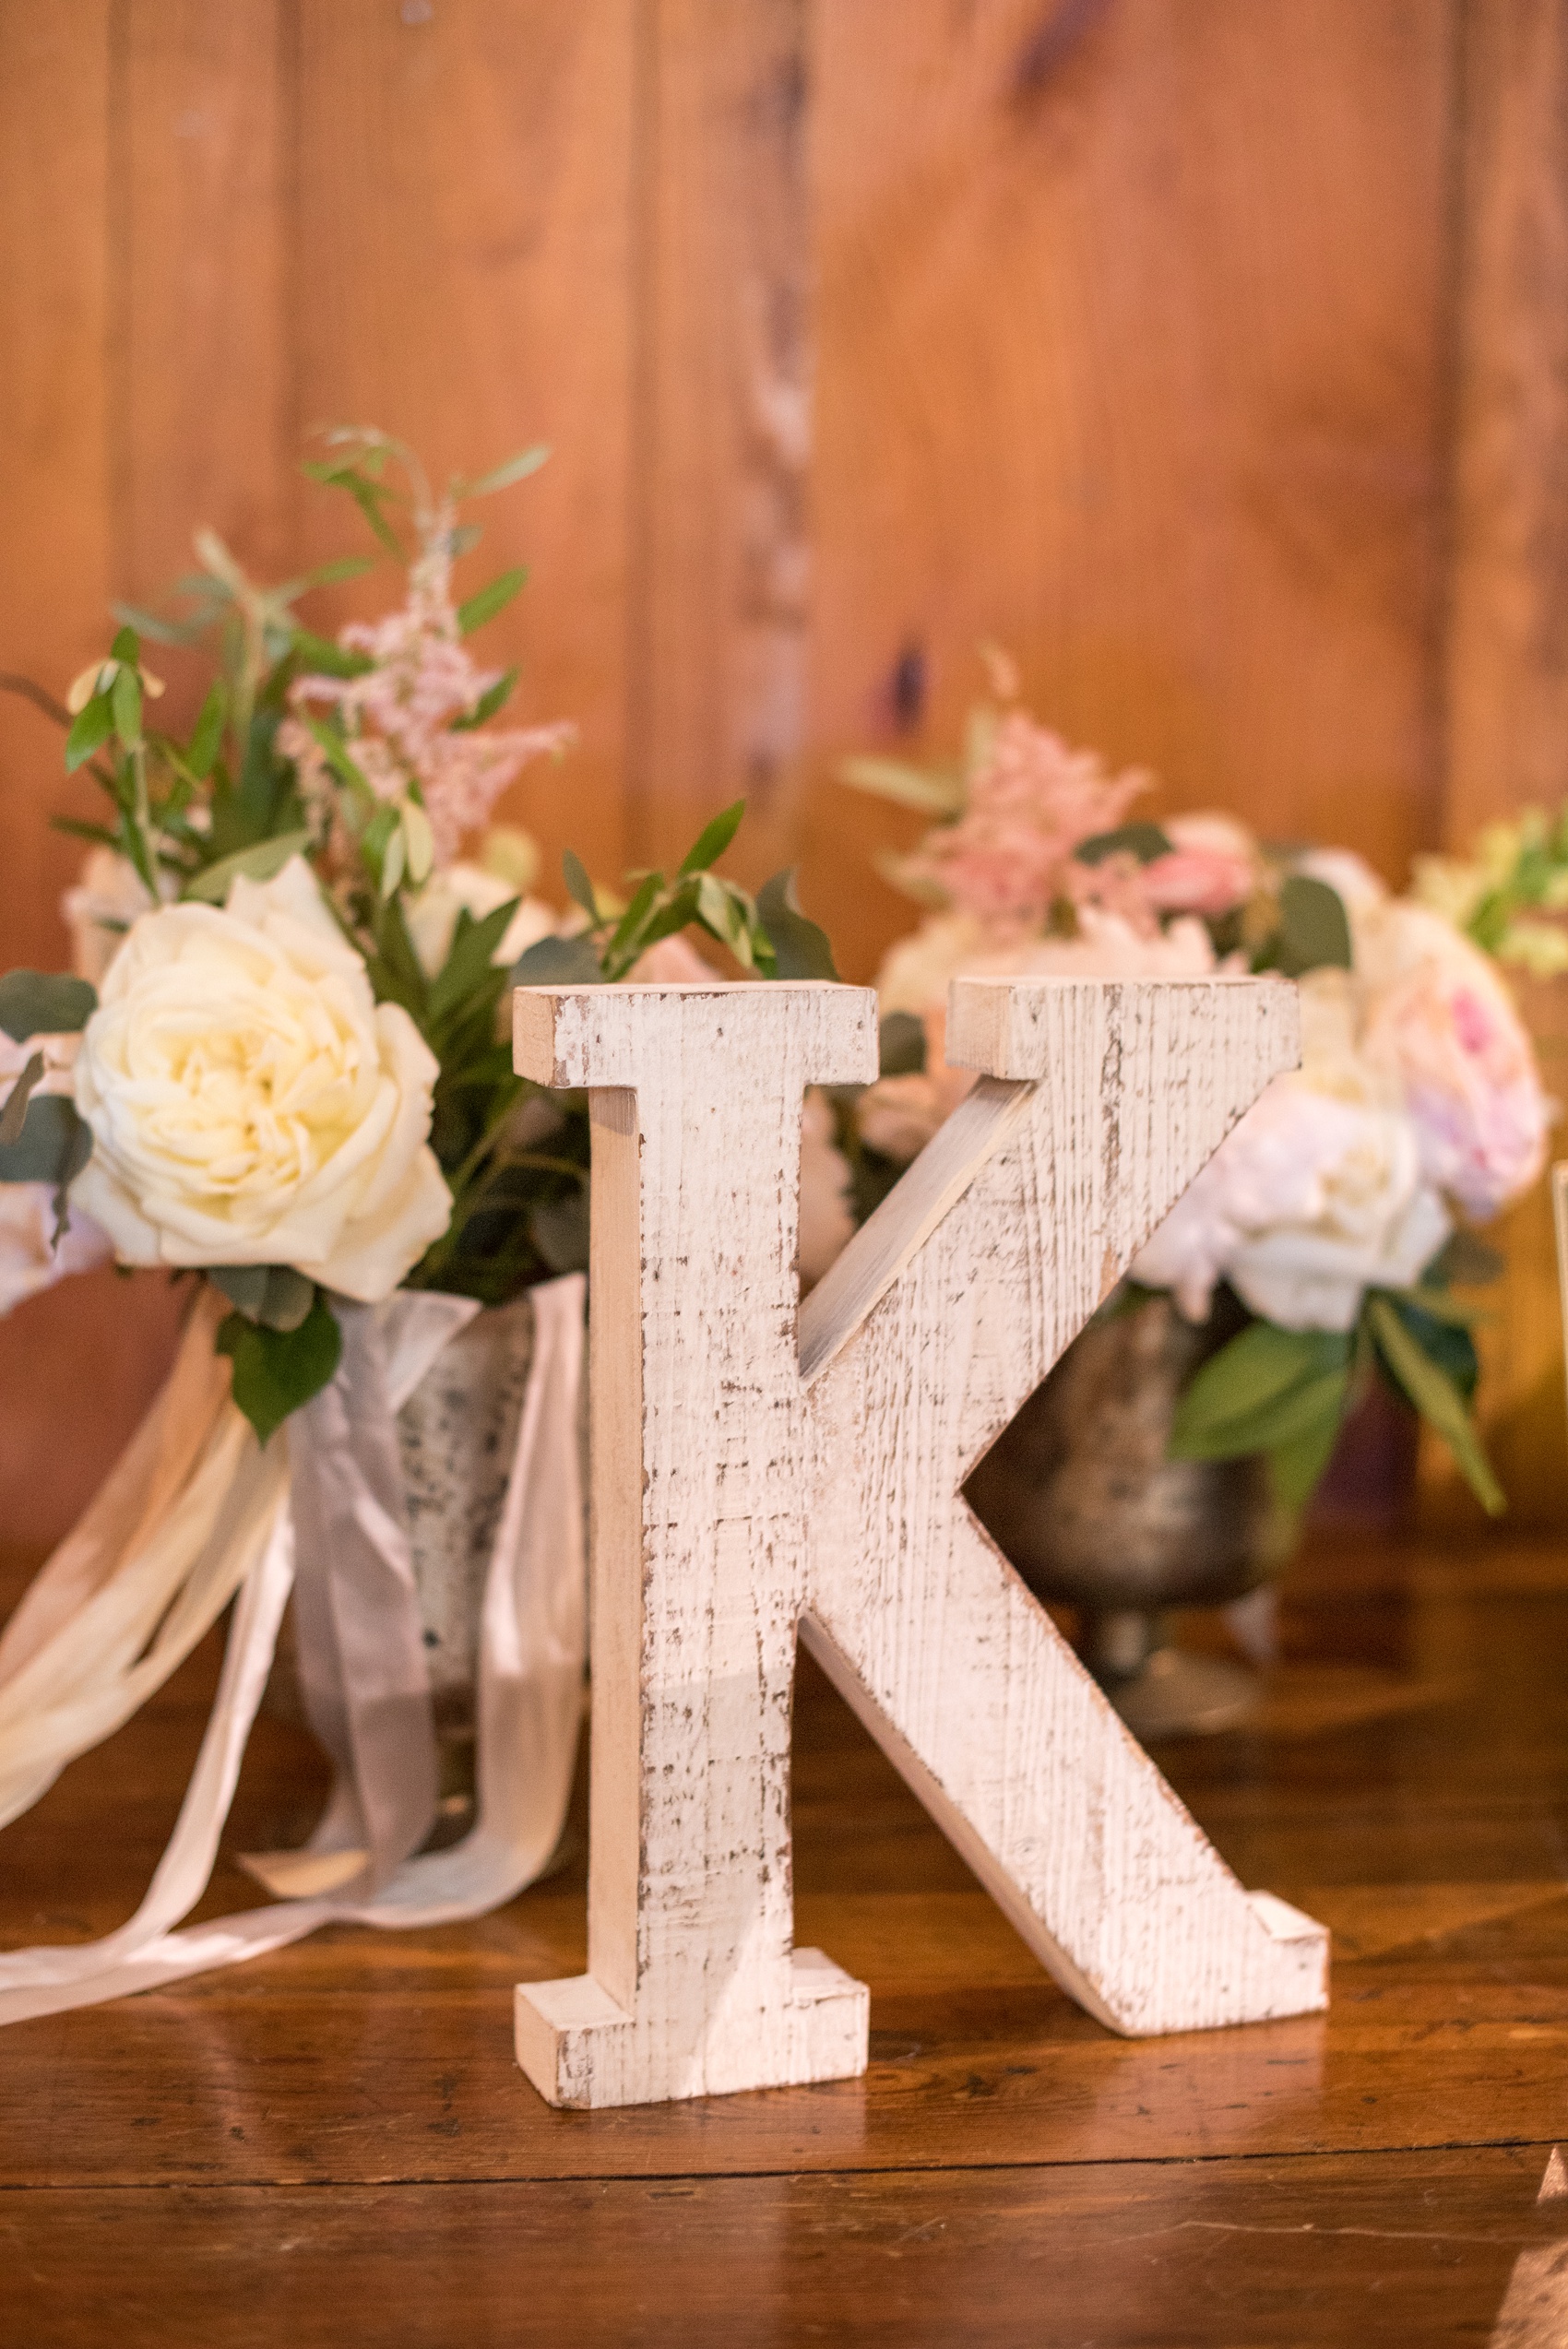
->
(803, 0), (1458, 980)
(293, 0), (637, 890)
(0, 3), (185, 1553)
(1426, 0), (1568, 1525)
(631, 0), (812, 883)
(117, 0), (293, 627)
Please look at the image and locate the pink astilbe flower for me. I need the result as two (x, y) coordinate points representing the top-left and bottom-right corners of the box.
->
(280, 506), (574, 865)
(906, 712), (1149, 932)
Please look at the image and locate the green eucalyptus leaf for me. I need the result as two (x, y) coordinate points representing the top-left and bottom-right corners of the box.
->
(1172, 1364), (1350, 1463)
(457, 566), (529, 636)
(426, 897), (520, 1028)
(181, 830), (312, 904)
(1367, 1294), (1503, 1513)
(1267, 1401), (1348, 1514)
(216, 1289), (342, 1446)
(451, 665), (518, 730)
(186, 680), (228, 779)
(678, 800), (746, 877)
(562, 849), (599, 921)
(457, 445), (551, 498)
(108, 599), (195, 647)
(65, 695), (114, 772)
(755, 868), (840, 981)
(209, 1263), (317, 1333)
(0, 1093), (93, 1188)
(605, 871), (662, 965)
(511, 931), (605, 987)
(837, 755), (964, 818)
(695, 871), (752, 958)
(289, 629), (375, 680)
(1169, 1321), (1349, 1452)
(0, 971), (97, 1041)
(0, 1052), (45, 1145)
(111, 663), (143, 752)
(1277, 873), (1353, 975)
(1075, 822), (1173, 868)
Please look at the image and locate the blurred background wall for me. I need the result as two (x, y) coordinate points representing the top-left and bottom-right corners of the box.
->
(1, 0), (1564, 1548)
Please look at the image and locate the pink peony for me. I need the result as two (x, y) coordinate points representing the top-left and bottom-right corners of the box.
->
(1141, 813), (1259, 919)
(1355, 902), (1548, 1219)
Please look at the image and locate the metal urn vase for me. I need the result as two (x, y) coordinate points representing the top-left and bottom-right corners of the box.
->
(966, 1289), (1295, 1738)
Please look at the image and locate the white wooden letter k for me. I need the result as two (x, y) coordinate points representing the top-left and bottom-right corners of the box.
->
(512, 976), (1327, 2109)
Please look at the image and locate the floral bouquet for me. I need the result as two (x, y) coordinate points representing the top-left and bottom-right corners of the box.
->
(0, 430), (831, 2025)
(837, 653), (1553, 1520)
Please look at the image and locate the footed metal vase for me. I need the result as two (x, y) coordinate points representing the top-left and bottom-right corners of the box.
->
(965, 1289), (1294, 1739)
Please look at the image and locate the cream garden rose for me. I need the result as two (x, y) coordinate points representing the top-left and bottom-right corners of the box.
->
(71, 858), (452, 1300)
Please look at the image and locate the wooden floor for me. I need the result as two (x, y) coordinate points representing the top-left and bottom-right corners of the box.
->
(5, 1533), (1568, 2345)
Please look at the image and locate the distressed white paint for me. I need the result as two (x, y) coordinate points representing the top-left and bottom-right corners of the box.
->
(512, 977), (1328, 2109)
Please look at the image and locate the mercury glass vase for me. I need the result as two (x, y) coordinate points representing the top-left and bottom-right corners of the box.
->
(266, 1292), (540, 1838)
(965, 1288), (1295, 1738)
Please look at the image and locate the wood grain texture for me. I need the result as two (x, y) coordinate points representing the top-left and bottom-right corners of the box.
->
(0, 5), (190, 1551)
(5, 1532), (1568, 2343)
(1433, 0), (1568, 1524)
(7, 2150), (1565, 2349)
(629, 0), (813, 880)
(116, 0), (291, 622)
(293, 0), (637, 888)
(802, 0), (1458, 980)
(512, 976), (1319, 2106)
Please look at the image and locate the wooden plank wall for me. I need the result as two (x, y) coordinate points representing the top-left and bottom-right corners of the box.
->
(6, 0), (1564, 1542)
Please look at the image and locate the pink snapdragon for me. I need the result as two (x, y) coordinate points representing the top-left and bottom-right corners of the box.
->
(281, 508), (574, 865)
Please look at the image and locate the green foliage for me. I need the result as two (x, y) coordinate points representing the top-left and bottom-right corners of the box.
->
(755, 869), (839, 980)
(1075, 822), (1173, 867)
(1165, 1253), (1506, 1520)
(0, 1053), (43, 1146)
(0, 1095), (95, 1240)
(457, 566), (528, 636)
(1169, 1321), (1353, 1513)
(0, 971), (96, 1041)
(1367, 1291), (1502, 1514)
(216, 1290), (342, 1446)
(1255, 874), (1354, 977)
(208, 1263), (318, 1334)
(180, 830), (313, 904)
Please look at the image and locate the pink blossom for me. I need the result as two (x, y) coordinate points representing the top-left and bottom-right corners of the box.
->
(907, 713), (1148, 931)
(282, 505), (575, 865)
(1141, 813), (1258, 919)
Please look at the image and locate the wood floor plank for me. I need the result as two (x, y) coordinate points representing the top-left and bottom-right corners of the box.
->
(5, 2147), (1563, 2348)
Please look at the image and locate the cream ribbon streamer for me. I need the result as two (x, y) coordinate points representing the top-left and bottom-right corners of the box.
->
(0, 1273), (586, 2024)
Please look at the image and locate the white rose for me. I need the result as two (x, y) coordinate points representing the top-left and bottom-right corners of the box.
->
(0, 1185), (113, 1315)
(1132, 972), (1450, 1330)
(71, 857), (452, 1301)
